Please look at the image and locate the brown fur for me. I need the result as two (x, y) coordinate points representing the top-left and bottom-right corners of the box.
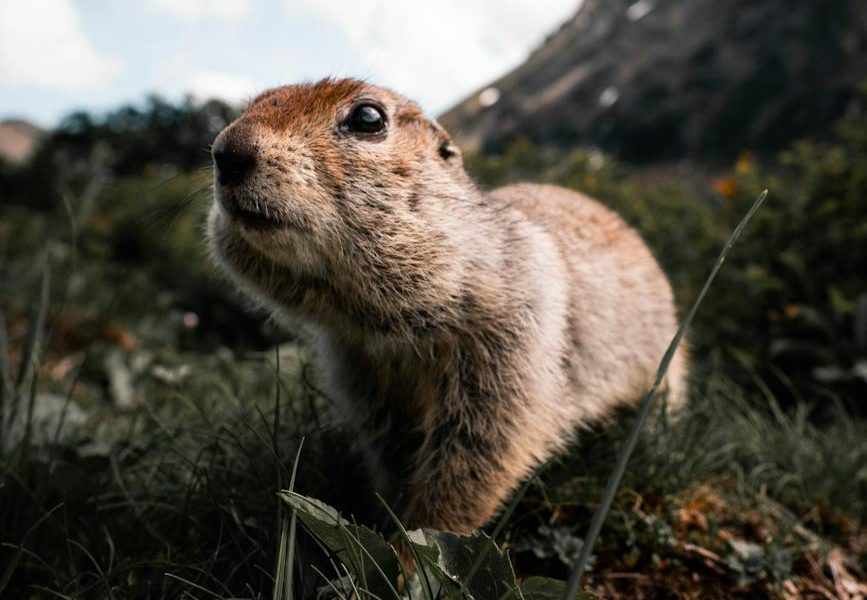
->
(206, 78), (688, 533)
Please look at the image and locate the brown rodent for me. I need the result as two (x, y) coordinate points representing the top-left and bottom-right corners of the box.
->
(206, 78), (688, 533)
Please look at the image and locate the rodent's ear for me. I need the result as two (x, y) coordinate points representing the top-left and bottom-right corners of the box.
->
(429, 119), (462, 166)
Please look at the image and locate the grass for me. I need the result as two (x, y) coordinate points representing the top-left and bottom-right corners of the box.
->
(0, 341), (364, 598)
(1, 291), (865, 598)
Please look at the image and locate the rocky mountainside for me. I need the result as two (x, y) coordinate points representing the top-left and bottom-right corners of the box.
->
(441, 0), (867, 163)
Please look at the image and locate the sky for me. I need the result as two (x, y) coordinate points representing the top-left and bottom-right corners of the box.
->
(0, 0), (583, 127)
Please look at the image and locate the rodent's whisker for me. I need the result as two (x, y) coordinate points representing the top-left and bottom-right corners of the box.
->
(138, 183), (212, 234)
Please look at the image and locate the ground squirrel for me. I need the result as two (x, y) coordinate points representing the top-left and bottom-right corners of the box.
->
(207, 78), (688, 533)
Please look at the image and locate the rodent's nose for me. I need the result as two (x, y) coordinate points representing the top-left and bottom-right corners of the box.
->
(213, 143), (256, 186)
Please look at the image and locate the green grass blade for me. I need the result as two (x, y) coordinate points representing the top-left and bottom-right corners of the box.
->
(26, 586), (75, 600)
(273, 513), (291, 600)
(0, 503), (64, 596)
(340, 517), (402, 600)
(273, 437), (305, 600)
(14, 262), (50, 394)
(374, 493), (436, 600)
(310, 564), (348, 599)
(163, 572), (223, 599)
(562, 189), (768, 600)
(273, 345), (282, 484)
(67, 540), (115, 600)
(285, 437), (304, 599)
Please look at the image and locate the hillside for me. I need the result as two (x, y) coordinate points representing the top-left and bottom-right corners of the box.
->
(441, 0), (867, 162)
(0, 119), (42, 165)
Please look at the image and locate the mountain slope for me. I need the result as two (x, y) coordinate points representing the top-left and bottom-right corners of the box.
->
(441, 0), (867, 162)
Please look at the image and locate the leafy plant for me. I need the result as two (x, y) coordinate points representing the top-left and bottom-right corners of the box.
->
(280, 491), (576, 600)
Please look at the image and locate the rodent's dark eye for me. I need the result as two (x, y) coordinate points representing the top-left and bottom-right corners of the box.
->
(342, 104), (387, 135)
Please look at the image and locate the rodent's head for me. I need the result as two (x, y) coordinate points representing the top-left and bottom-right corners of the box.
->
(208, 78), (480, 331)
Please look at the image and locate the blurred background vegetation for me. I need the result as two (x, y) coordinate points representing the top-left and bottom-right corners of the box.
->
(1, 0), (866, 597)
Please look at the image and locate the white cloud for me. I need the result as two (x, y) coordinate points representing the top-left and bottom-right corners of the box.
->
(0, 0), (122, 90)
(148, 0), (252, 21)
(290, 0), (583, 112)
(187, 70), (259, 103)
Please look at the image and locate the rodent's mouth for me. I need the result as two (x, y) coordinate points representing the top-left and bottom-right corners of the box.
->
(219, 198), (294, 231)
(231, 207), (287, 230)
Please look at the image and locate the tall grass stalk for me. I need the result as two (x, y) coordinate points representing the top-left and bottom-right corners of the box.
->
(0, 503), (63, 596)
(1, 263), (49, 455)
(376, 494), (436, 600)
(562, 190), (768, 600)
(14, 263), (50, 396)
(273, 438), (304, 600)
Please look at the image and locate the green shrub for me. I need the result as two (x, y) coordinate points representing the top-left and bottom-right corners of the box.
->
(706, 112), (867, 402)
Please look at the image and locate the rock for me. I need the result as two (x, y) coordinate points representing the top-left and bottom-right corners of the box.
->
(0, 119), (43, 165)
